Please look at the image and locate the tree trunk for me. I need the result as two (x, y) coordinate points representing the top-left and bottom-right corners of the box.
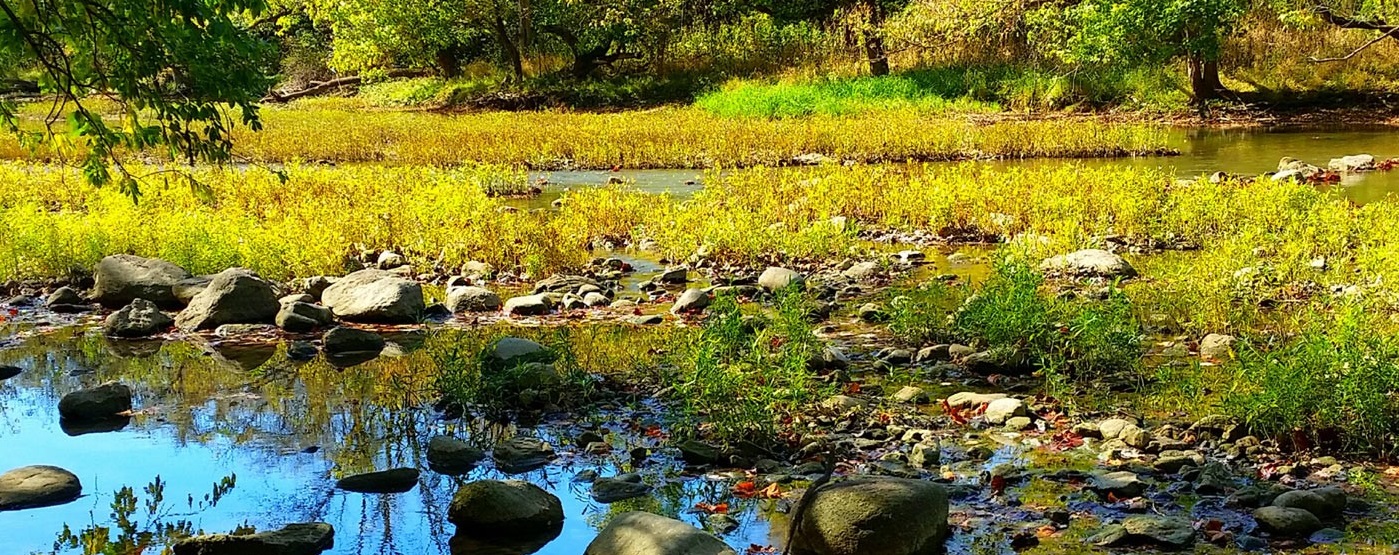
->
(435, 49), (461, 79)
(492, 17), (525, 82)
(863, 1), (890, 76)
(1187, 54), (1225, 102)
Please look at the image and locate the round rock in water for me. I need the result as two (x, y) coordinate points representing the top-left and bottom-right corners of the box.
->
(448, 480), (564, 538)
(58, 382), (133, 422)
(427, 436), (486, 475)
(0, 465), (82, 511)
(788, 477), (949, 555)
(585, 511), (736, 555)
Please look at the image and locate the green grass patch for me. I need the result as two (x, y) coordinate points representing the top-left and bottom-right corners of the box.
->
(695, 65), (1191, 118)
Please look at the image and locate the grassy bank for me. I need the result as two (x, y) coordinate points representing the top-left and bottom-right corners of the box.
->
(0, 100), (1172, 168)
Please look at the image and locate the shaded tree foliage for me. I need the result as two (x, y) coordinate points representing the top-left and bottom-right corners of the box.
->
(0, 0), (276, 195)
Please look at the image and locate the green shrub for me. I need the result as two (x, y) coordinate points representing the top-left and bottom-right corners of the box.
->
(664, 288), (829, 445)
(1228, 307), (1399, 454)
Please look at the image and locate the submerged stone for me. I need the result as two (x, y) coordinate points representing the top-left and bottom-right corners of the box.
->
(493, 437), (555, 474)
(591, 477), (650, 504)
(172, 522), (334, 555)
(585, 511), (736, 555)
(427, 437), (486, 475)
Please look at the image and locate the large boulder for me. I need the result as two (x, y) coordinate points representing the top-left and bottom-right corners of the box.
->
(320, 269), (424, 324)
(448, 480), (564, 538)
(104, 299), (174, 338)
(585, 511), (737, 555)
(1039, 249), (1137, 279)
(1199, 333), (1236, 361)
(172, 523), (334, 555)
(0, 466), (82, 511)
(58, 382), (132, 422)
(788, 478), (948, 555)
(758, 267), (805, 291)
(447, 286), (502, 313)
(176, 269), (280, 331)
(92, 254), (192, 309)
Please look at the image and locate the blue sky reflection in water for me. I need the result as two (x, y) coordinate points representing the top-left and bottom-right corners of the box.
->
(0, 332), (777, 555)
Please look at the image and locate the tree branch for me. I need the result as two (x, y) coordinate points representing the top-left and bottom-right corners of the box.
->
(1311, 6), (1399, 63)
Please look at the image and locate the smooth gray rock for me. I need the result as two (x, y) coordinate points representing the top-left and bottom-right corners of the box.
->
(1199, 333), (1236, 360)
(487, 338), (549, 366)
(788, 478), (948, 555)
(104, 299), (174, 338)
(173, 276), (213, 306)
(1089, 471), (1145, 499)
(1254, 506), (1324, 537)
(758, 267), (805, 291)
(1122, 515), (1194, 547)
(176, 269), (280, 331)
(448, 480), (563, 537)
(493, 437), (555, 474)
(320, 269), (424, 324)
(321, 327), (385, 355)
(585, 511), (737, 555)
(172, 522), (334, 555)
(591, 477), (651, 503)
(45, 287), (85, 308)
(427, 437), (486, 475)
(945, 392), (1006, 409)
(503, 294), (552, 316)
(982, 398), (1026, 425)
(672, 289), (712, 314)
(92, 254), (191, 308)
(0, 465), (81, 511)
(447, 286), (502, 313)
(1039, 249), (1136, 278)
(58, 382), (132, 422)
(276, 302), (334, 333)
(1272, 487), (1346, 518)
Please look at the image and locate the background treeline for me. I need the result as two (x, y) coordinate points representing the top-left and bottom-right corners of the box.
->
(6, 0), (1399, 111)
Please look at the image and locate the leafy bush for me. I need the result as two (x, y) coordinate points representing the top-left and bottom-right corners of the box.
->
(887, 259), (1143, 380)
(664, 289), (829, 445)
(1228, 307), (1399, 454)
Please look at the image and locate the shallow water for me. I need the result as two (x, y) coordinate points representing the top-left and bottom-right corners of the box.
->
(521, 127), (1399, 205)
(0, 328), (777, 555)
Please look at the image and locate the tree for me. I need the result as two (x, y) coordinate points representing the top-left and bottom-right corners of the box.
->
(0, 0), (276, 196)
(1040, 0), (1247, 101)
(748, 0), (913, 76)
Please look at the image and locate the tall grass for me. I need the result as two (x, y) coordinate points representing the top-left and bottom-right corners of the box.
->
(0, 162), (584, 280)
(0, 101), (1173, 168)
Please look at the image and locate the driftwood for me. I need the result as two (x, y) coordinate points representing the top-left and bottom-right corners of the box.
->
(262, 69), (431, 103)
